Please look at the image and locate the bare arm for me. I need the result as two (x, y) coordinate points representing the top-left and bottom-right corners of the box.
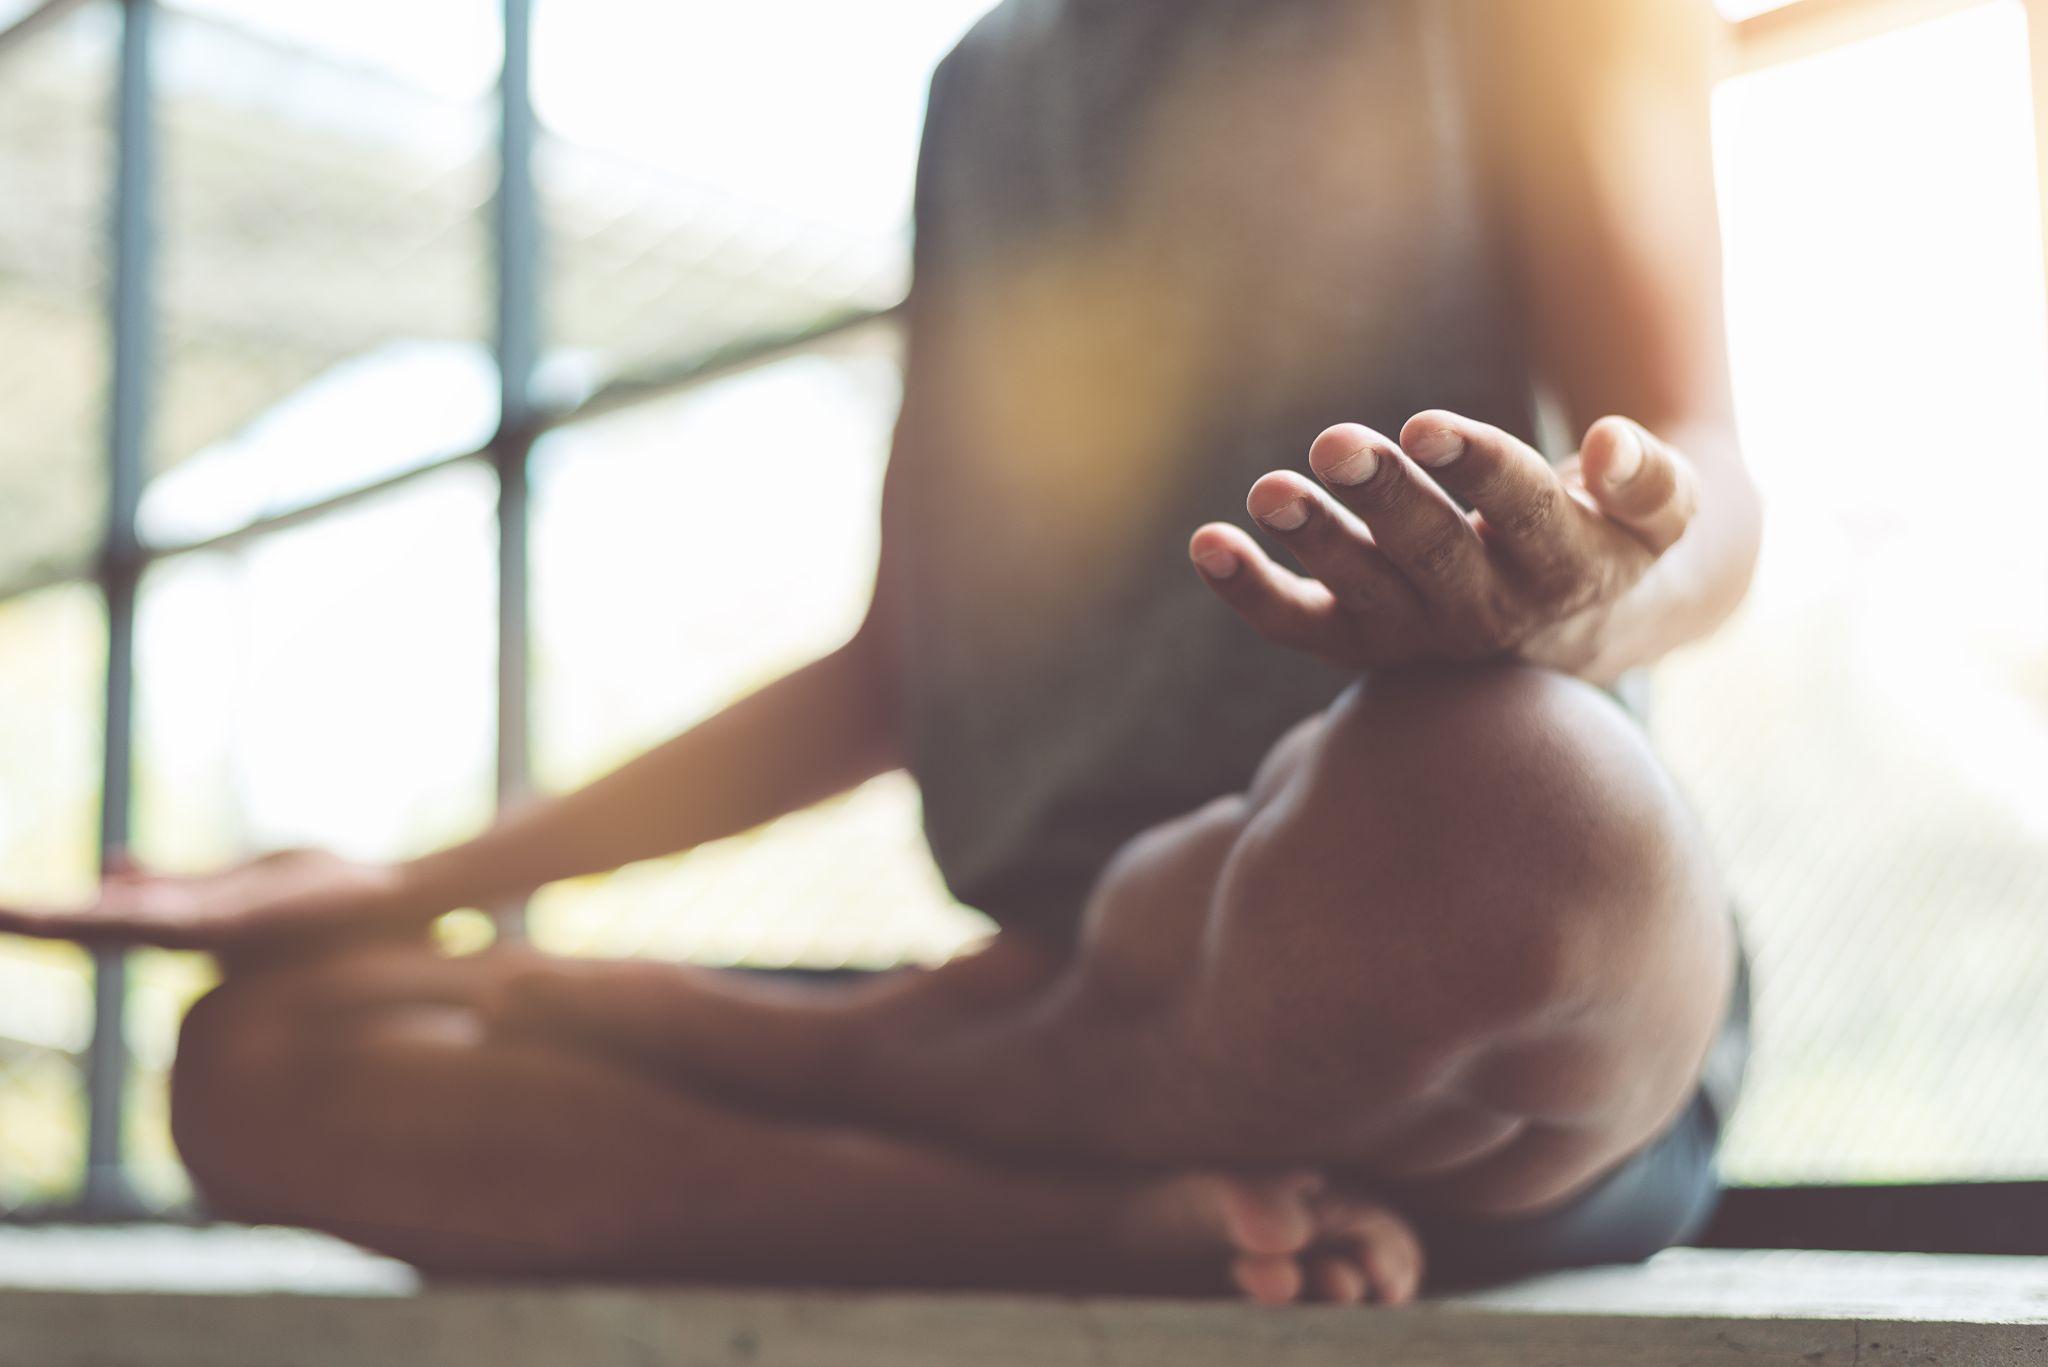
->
(5, 45), (962, 951)
(1481, 0), (1762, 672)
(401, 619), (901, 914)
(0, 609), (902, 949)
(1189, 0), (1760, 684)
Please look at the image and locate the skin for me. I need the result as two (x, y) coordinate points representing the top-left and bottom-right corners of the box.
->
(489, 667), (1734, 1216)
(1191, 0), (1757, 686)
(0, 1), (1756, 1304)
(169, 941), (1359, 1298)
(166, 663), (1726, 1306)
(157, 930), (1425, 1303)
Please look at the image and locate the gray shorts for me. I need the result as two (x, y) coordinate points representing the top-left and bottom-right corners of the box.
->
(1404, 939), (1753, 1286)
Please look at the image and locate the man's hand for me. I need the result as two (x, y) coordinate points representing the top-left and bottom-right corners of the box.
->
(0, 849), (420, 952)
(1188, 410), (1699, 683)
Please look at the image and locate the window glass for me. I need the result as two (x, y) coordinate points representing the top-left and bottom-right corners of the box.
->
(530, 343), (987, 968)
(1673, 0), (2048, 1182)
(0, 584), (105, 1210)
(1718, 0), (1805, 20)
(0, 2), (116, 592)
(532, 0), (994, 375)
(124, 463), (499, 1201)
(134, 463), (498, 869)
(147, 3), (498, 539)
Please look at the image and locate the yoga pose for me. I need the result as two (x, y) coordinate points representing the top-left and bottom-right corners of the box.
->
(0, 0), (1760, 1302)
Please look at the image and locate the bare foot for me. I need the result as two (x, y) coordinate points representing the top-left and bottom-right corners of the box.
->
(1115, 1169), (1325, 1297)
(1226, 1187), (1425, 1306)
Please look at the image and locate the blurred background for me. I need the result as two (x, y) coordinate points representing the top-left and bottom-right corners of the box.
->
(0, 0), (2044, 1220)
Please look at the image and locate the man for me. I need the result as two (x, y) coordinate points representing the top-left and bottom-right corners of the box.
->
(0, 0), (1759, 1300)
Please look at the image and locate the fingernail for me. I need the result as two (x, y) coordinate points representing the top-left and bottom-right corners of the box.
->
(1194, 548), (1240, 578)
(1258, 498), (1309, 532)
(1318, 442), (1379, 486)
(1410, 427), (1464, 468)
(1606, 425), (1644, 484)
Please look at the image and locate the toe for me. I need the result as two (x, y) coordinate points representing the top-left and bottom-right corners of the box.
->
(1310, 1253), (1369, 1305)
(1219, 1171), (1323, 1257)
(1317, 1198), (1425, 1305)
(1363, 1222), (1425, 1305)
(1232, 1253), (1305, 1306)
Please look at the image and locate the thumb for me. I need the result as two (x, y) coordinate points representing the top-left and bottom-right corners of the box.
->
(1580, 417), (1698, 555)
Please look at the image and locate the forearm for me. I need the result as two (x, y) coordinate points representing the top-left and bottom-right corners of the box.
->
(398, 625), (902, 914)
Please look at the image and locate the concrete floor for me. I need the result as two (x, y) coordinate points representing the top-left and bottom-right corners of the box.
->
(1, 1228), (2045, 1366)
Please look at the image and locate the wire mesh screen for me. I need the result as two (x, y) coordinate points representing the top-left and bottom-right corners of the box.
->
(1659, 0), (2048, 1183)
(115, 463), (505, 1206)
(0, 1), (115, 595)
(529, 0), (961, 375)
(527, 341), (988, 971)
(0, 586), (104, 1212)
(148, 6), (497, 529)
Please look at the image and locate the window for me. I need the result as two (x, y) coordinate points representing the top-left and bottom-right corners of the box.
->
(0, 586), (102, 1212)
(0, 0), (2044, 1234)
(1666, 0), (2048, 1185)
(0, 1), (114, 596)
(0, 0), (991, 1216)
(527, 344), (984, 969)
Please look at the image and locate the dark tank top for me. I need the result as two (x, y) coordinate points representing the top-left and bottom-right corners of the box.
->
(882, 0), (1541, 941)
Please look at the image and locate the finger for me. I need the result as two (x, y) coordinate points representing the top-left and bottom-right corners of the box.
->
(1244, 472), (1428, 627)
(0, 901), (171, 948)
(1579, 416), (1698, 554)
(1301, 424), (1494, 629)
(1188, 524), (1347, 656)
(1394, 411), (1586, 589)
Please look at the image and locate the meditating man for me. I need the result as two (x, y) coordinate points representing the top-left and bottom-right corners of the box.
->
(0, 0), (1761, 1302)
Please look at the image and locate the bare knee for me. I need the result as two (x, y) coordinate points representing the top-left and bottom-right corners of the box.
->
(1205, 664), (1726, 1049)
(169, 978), (310, 1218)
(1335, 664), (1725, 980)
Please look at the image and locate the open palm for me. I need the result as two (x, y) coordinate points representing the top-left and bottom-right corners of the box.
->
(0, 849), (410, 951)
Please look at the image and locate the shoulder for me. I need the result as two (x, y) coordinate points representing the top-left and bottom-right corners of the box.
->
(915, 1), (1047, 187)
(926, 0), (1067, 104)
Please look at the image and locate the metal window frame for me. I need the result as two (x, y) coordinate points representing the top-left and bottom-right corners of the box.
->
(0, 0), (2041, 1244)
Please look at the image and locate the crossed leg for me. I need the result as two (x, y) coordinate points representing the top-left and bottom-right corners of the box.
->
(170, 943), (1345, 1296)
(480, 665), (1733, 1295)
(172, 666), (1722, 1301)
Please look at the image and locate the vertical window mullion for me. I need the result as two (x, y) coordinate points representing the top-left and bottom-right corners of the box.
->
(83, 0), (156, 1218)
(2027, 0), (2048, 396)
(491, 0), (540, 935)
